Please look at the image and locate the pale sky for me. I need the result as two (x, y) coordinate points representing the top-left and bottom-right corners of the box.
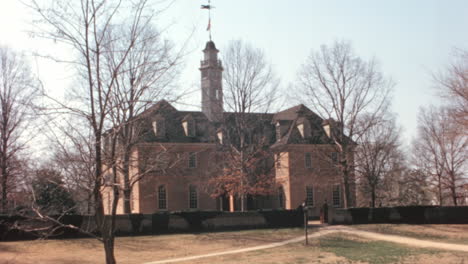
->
(1, 0), (467, 146)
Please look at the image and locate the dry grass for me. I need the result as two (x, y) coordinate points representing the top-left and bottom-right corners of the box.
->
(0, 228), (305, 264)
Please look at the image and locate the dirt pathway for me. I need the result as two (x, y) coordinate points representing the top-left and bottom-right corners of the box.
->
(336, 227), (468, 252)
(143, 226), (468, 264)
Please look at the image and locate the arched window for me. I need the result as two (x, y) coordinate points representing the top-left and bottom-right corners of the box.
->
(189, 185), (198, 209)
(158, 185), (167, 210)
(278, 186), (285, 209)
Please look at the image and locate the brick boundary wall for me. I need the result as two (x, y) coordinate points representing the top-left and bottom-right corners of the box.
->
(329, 206), (468, 225)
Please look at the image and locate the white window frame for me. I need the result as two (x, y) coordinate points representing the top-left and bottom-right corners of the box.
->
(188, 152), (197, 168)
(332, 184), (341, 208)
(158, 185), (167, 210)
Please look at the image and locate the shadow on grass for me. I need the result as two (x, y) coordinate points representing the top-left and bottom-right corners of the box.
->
(0, 243), (18, 253)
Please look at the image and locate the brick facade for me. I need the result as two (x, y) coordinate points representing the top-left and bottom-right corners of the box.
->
(102, 40), (355, 215)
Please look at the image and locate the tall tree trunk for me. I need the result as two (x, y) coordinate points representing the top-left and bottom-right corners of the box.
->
(1, 168), (6, 212)
(1, 125), (8, 212)
(94, 134), (117, 264)
(371, 185), (376, 208)
(122, 148), (131, 214)
(437, 174), (443, 206)
(103, 237), (116, 264)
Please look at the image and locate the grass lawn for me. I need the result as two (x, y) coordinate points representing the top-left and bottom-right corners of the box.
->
(183, 232), (468, 264)
(352, 224), (468, 245)
(1, 226), (468, 264)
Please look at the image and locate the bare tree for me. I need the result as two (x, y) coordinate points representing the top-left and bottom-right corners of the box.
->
(397, 169), (434, 206)
(104, 24), (181, 214)
(435, 49), (468, 130)
(211, 40), (280, 211)
(355, 115), (402, 207)
(51, 120), (96, 214)
(0, 46), (38, 213)
(28, 0), (177, 263)
(297, 40), (393, 208)
(412, 107), (467, 205)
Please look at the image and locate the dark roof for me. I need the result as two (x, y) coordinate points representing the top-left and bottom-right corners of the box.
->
(124, 100), (342, 147)
(204, 41), (218, 51)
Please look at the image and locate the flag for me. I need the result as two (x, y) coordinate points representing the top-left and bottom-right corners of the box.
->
(206, 18), (211, 31)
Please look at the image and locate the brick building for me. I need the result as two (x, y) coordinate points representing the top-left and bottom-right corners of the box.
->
(102, 40), (355, 214)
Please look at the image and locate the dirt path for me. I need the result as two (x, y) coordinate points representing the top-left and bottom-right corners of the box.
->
(143, 225), (468, 264)
(337, 227), (468, 252)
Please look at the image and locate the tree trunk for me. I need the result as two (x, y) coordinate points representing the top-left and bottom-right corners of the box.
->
(103, 236), (116, 264)
(451, 186), (458, 206)
(438, 174), (443, 206)
(94, 134), (117, 264)
(1, 167), (6, 212)
(1, 132), (8, 212)
(371, 186), (376, 208)
(122, 148), (131, 214)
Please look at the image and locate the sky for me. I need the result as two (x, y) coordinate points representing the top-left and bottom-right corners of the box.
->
(1, 0), (467, 146)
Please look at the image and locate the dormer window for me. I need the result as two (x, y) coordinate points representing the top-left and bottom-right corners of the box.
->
(276, 122), (282, 141)
(297, 119), (310, 139)
(323, 124), (331, 138)
(152, 119), (165, 137)
(182, 119), (196, 137)
(217, 130), (223, 144)
(297, 123), (304, 138)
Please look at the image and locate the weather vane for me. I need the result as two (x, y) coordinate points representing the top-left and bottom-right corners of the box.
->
(201, 0), (214, 40)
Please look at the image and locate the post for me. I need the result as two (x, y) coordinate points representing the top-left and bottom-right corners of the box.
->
(303, 202), (308, 245)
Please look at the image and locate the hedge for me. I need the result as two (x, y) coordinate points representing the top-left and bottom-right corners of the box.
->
(0, 209), (304, 241)
(330, 206), (468, 225)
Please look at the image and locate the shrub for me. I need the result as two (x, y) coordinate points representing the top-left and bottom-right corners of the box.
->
(348, 208), (369, 224)
(151, 212), (170, 233)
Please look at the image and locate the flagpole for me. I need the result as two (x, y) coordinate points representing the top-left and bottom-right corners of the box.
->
(208, 0), (212, 40)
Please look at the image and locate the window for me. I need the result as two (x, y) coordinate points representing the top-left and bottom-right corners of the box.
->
(217, 130), (223, 144)
(275, 122), (281, 141)
(278, 186), (285, 209)
(306, 186), (314, 206)
(158, 185), (167, 210)
(188, 152), (197, 168)
(305, 152), (312, 168)
(183, 120), (196, 137)
(297, 123), (304, 138)
(215, 89), (219, 100)
(331, 152), (338, 162)
(189, 185), (198, 209)
(152, 120), (165, 137)
(332, 185), (341, 207)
